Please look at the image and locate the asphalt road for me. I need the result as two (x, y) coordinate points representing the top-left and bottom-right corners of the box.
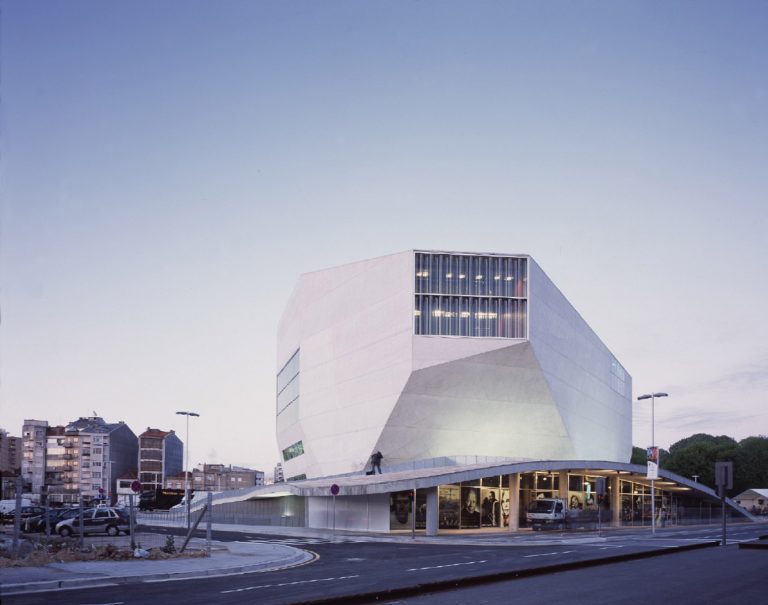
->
(4, 524), (765, 605)
(374, 544), (768, 605)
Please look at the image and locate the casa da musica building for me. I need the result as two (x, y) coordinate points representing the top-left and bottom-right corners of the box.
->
(201, 251), (751, 533)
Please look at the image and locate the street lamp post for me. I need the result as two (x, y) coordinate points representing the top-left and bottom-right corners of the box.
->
(176, 411), (200, 528)
(637, 392), (668, 535)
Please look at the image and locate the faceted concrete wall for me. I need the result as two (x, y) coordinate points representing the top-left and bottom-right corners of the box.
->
(277, 251), (414, 479)
(277, 251), (632, 479)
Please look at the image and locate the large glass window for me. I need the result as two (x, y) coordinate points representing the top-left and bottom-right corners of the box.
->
(414, 252), (528, 338)
(276, 349), (300, 416)
(610, 359), (628, 396)
(282, 440), (304, 461)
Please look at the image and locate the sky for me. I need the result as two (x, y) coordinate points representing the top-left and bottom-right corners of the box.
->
(1, 1), (766, 475)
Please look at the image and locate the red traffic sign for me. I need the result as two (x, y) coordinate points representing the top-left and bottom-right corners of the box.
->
(330, 484), (340, 496)
(131, 480), (142, 493)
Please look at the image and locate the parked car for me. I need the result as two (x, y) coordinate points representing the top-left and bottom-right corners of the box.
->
(55, 507), (130, 537)
(22, 507), (81, 533)
(1, 506), (45, 525)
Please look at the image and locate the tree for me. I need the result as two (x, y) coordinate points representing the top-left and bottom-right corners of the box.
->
(632, 433), (768, 495)
(733, 436), (768, 494)
(630, 446), (646, 465)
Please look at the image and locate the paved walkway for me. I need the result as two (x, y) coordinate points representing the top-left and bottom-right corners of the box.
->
(0, 533), (313, 596)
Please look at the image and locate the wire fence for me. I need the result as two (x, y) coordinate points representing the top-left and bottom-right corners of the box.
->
(0, 496), (213, 561)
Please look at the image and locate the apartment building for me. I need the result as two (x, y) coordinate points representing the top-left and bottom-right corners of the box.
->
(0, 428), (22, 473)
(21, 417), (138, 505)
(138, 428), (183, 494)
(272, 462), (284, 484)
(21, 420), (49, 496)
(0, 428), (22, 499)
(165, 464), (264, 492)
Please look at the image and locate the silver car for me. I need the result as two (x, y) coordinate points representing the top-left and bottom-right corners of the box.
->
(56, 507), (130, 537)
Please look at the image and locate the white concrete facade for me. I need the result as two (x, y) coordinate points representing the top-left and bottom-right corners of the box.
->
(276, 250), (632, 480)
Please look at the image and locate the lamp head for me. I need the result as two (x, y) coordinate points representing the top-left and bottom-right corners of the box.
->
(637, 392), (669, 401)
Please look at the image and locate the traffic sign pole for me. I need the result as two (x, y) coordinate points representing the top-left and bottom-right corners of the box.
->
(129, 493), (136, 550)
(330, 484), (339, 542)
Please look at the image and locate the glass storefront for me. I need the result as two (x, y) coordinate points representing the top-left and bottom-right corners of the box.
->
(435, 476), (511, 531)
(390, 470), (733, 532)
(389, 490), (428, 530)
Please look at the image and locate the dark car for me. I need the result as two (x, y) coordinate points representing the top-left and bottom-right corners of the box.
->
(1, 506), (45, 525)
(22, 507), (81, 533)
(56, 507), (130, 537)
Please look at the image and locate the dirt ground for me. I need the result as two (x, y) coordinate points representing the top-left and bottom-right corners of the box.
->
(0, 535), (208, 568)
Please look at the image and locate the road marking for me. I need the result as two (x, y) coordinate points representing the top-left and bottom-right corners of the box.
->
(407, 560), (487, 571)
(522, 550), (575, 557)
(221, 574), (360, 594)
(237, 537), (371, 546)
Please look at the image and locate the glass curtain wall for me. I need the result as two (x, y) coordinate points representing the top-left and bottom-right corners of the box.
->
(620, 479), (674, 527)
(414, 252), (528, 338)
(415, 472), (728, 532)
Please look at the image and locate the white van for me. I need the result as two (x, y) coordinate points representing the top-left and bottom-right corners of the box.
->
(0, 498), (32, 515)
(526, 498), (567, 530)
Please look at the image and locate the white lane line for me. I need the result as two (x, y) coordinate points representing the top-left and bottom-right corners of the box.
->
(221, 575), (359, 594)
(523, 552), (561, 558)
(407, 560), (487, 571)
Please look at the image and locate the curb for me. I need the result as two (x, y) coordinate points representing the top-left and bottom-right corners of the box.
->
(286, 541), (722, 605)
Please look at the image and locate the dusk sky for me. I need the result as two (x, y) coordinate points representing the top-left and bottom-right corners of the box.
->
(2, 1), (766, 475)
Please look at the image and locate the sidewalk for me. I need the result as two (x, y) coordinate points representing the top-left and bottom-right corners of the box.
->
(0, 534), (313, 596)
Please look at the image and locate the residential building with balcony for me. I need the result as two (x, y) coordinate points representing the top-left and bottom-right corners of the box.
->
(21, 420), (50, 497)
(21, 417), (138, 505)
(138, 428), (182, 495)
(0, 428), (22, 499)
